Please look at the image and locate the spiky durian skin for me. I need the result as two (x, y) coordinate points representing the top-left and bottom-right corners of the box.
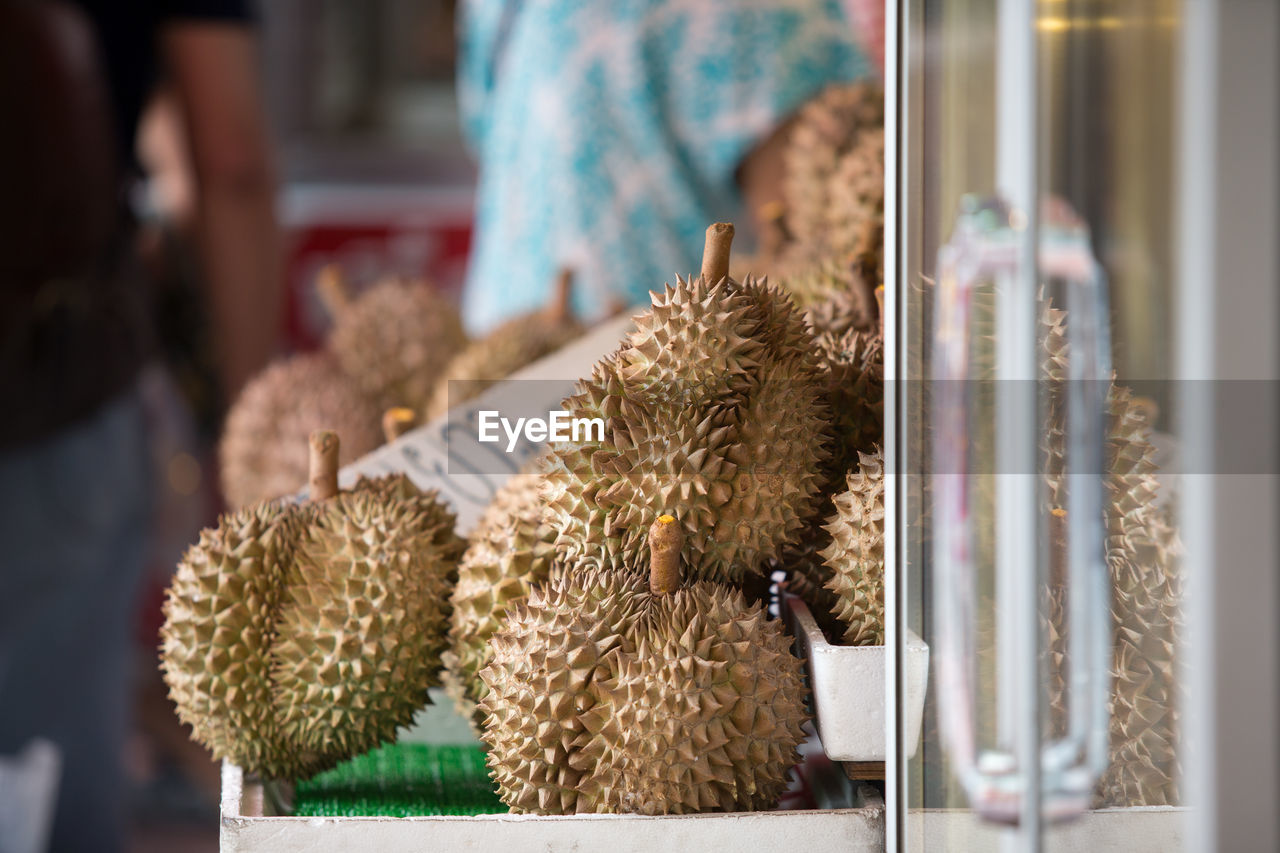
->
(582, 586), (810, 814)
(818, 329), (884, 473)
(479, 567), (641, 814)
(763, 84), (884, 336)
(219, 353), (383, 508)
(328, 278), (468, 412)
(827, 128), (885, 265)
(478, 569), (809, 815)
(442, 473), (557, 729)
(160, 502), (323, 780)
(160, 474), (463, 780)
(778, 328), (883, 639)
(778, 261), (870, 336)
(272, 475), (464, 760)
(782, 82), (884, 257)
(1037, 304), (1183, 807)
(543, 275), (829, 586)
(820, 449), (885, 646)
(424, 313), (583, 423)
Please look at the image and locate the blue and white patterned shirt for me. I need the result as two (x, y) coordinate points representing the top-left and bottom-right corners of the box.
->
(458, 0), (870, 334)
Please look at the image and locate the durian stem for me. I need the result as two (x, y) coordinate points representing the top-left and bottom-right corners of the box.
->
(316, 264), (351, 319)
(1048, 507), (1068, 588)
(309, 430), (340, 501)
(382, 407), (416, 443)
(649, 515), (684, 595)
(546, 267), (575, 324)
(701, 222), (735, 284)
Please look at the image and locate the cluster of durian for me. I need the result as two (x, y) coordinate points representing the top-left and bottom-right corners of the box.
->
(219, 273), (465, 508)
(161, 431), (465, 780)
(448, 226), (823, 815)
(220, 269), (582, 509)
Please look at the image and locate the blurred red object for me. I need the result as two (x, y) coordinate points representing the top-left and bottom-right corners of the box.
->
(281, 185), (473, 350)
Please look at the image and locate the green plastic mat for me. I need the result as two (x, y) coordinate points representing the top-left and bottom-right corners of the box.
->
(294, 743), (505, 817)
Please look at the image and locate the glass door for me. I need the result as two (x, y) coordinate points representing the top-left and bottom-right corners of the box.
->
(883, 0), (1236, 849)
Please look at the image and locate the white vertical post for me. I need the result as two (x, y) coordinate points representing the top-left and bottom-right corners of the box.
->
(883, 0), (904, 848)
(995, 0), (1041, 849)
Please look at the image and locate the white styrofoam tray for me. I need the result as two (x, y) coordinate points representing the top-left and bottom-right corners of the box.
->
(220, 761), (886, 853)
(783, 594), (929, 763)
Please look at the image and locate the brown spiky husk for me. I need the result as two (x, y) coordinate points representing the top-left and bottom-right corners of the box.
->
(779, 329), (883, 637)
(478, 567), (810, 814)
(272, 476), (463, 759)
(542, 273), (830, 586)
(328, 278), (468, 412)
(441, 473), (558, 731)
(160, 474), (463, 780)
(781, 82), (884, 260)
(1039, 304), (1183, 807)
(820, 448), (886, 646)
(424, 311), (583, 423)
(768, 83), (885, 335)
(218, 353), (383, 508)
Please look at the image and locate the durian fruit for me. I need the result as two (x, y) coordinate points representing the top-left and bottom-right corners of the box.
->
(817, 327), (884, 472)
(827, 128), (885, 269)
(320, 268), (468, 413)
(1036, 302), (1183, 807)
(219, 352), (383, 508)
(820, 448), (886, 646)
(781, 82), (883, 258)
(478, 516), (810, 814)
(779, 260), (873, 336)
(765, 84), (885, 335)
(778, 327), (883, 638)
(543, 223), (830, 586)
(271, 449), (464, 760)
(441, 471), (558, 730)
(160, 500), (312, 779)
(423, 270), (584, 423)
(162, 431), (464, 780)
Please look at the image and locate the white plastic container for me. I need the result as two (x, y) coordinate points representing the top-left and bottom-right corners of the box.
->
(783, 594), (930, 762)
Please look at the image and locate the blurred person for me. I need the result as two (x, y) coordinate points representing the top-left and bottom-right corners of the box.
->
(0, 2), (279, 851)
(456, 0), (877, 334)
